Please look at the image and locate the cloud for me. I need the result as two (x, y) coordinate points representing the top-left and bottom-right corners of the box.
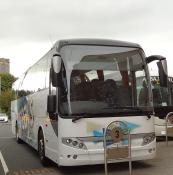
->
(0, 0), (173, 76)
(0, 0), (163, 40)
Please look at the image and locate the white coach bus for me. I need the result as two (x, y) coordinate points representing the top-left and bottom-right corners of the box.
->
(150, 75), (173, 137)
(11, 39), (167, 166)
(137, 61), (173, 137)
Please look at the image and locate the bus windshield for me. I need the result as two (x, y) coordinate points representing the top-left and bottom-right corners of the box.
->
(59, 45), (152, 117)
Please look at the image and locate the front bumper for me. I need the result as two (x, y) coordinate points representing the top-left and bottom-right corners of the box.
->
(59, 140), (156, 166)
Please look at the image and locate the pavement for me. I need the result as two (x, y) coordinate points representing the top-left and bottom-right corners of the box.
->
(2, 122), (173, 175)
(7, 168), (58, 175)
(6, 141), (173, 175)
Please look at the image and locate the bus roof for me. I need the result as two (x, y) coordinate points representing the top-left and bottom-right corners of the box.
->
(53, 39), (142, 50)
(14, 39), (143, 80)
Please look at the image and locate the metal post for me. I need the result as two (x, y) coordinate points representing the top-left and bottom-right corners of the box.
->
(166, 117), (168, 146)
(103, 128), (108, 175)
(128, 130), (132, 175)
(103, 121), (132, 175)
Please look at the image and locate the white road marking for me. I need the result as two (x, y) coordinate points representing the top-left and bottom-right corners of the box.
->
(0, 151), (9, 175)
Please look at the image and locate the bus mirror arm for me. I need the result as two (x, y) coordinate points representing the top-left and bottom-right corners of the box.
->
(47, 94), (57, 115)
(146, 55), (166, 64)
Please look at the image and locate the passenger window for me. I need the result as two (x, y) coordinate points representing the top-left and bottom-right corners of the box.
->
(20, 59), (48, 96)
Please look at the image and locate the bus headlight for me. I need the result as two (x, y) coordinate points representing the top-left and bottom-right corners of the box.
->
(78, 143), (84, 149)
(142, 133), (155, 145)
(62, 137), (87, 150)
(72, 141), (78, 146)
(64, 138), (71, 144)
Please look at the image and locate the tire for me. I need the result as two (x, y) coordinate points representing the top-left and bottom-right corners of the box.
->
(15, 123), (23, 144)
(38, 130), (49, 166)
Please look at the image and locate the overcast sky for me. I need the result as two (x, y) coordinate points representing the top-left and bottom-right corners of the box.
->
(0, 0), (173, 77)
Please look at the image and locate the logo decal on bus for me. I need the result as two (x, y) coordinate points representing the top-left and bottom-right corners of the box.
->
(87, 121), (140, 144)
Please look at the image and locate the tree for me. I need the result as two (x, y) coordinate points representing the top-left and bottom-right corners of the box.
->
(0, 73), (17, 118)
(0, 90), (15, 117)
(0, 73), (16, 92)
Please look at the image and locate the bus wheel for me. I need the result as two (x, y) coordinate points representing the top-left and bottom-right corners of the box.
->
(15, 123), (23, 144)
(38, 130), (48, 166)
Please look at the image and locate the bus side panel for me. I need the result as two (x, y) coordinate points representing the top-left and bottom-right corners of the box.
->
(15, 88), (59, 164)
(31, 89), (59, 164)
(43, 119), (59, 164)
(13, 90), (47, 148)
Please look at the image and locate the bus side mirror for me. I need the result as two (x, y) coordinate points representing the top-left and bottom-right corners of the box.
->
(47, 95), (56, 114)
(146, 55), (168, 87)
(157, 59), (168, 87)
(51, 54), (62, 87)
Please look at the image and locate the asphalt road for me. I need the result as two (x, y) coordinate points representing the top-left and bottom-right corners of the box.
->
(1, 122), (173, 175)
(0, 122), (47, 175)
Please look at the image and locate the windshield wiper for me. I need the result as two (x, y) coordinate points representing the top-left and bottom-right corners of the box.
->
(72, 113), (106, 123)
(104, 106), (152, 119)
(72, 116), (84, 123)
(72, 113), (92, 123)
(72, 107), (152, 122)
(104, 106), (140, 110)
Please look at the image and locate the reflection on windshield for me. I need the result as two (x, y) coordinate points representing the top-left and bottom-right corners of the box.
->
(60, 45), (151, 117)
(151, 76), (169, 107)
(71, 74), (131, 105)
